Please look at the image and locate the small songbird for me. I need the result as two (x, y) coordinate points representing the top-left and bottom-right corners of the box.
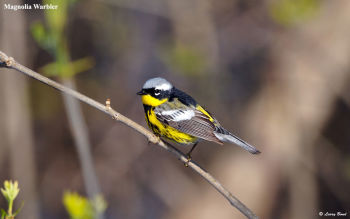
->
(137, 77), (260, 159)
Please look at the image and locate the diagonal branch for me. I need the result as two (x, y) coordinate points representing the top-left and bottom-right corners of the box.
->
(0, 50), (258, 219)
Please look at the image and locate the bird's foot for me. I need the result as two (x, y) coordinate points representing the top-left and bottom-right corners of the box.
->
(184, 153), (192, 167)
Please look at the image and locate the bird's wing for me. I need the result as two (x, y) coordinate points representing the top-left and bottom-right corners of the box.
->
(154, 99), (222, 144)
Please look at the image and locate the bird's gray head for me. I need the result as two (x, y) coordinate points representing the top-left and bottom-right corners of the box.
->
(137, 77), (173, 99)
(142, 77), (173, 91)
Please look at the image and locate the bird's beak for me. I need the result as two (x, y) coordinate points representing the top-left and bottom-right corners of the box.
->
(137, 90), (146, 95)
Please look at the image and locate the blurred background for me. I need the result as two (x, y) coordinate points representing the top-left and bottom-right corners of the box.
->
(1, 0), (350, 218)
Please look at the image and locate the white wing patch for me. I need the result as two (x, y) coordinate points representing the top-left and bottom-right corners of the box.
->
(160, 109), (195, 122)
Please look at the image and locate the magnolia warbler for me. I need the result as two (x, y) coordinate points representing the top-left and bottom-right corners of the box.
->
(137, 77), (260, 158)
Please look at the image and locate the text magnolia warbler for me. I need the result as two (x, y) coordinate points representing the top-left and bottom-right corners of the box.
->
(137, 77), (260, 159)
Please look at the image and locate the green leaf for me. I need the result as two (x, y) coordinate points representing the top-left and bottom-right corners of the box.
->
(270, 0), (320, 26)
(1, 209), (7, 219)
(40, 57), (95, 78)
(63, 191), (94, 219)
(30, 22), (56, 54)
(63, 192), (107, 219)
(44, 0), (68, 35)
(68, 57), (95, 77)
(39, 62), (62, 77)
(1, 181), (19, 203)
(30, 22), (47, 46)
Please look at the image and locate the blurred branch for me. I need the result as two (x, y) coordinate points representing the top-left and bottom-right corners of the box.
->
(61, 79), (102, 202)
(0, 50), (258, 219)
(30, 0), (102, 212)
(0, 5), (39, 219)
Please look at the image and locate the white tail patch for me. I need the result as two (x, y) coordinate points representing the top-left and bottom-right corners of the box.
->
(214, 132), (260, 154)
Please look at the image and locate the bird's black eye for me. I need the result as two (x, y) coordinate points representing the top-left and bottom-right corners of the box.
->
(154, 89), (160, 95)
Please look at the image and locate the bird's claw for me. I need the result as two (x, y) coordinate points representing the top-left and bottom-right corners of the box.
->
(184, 154), (192, 167)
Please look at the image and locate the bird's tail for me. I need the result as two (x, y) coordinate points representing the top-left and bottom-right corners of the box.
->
(214, 129), (261, 154)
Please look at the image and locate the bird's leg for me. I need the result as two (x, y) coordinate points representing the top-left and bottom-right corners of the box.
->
(184, 142), (198, 167)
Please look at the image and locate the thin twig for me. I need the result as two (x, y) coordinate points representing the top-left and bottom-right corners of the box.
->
(0, 50), (258, 219)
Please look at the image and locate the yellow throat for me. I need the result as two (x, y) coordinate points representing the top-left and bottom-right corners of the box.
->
(141, 94), (167, 106)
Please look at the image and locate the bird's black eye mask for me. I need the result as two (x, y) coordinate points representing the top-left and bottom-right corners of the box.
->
(138, 88), (172, 99)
